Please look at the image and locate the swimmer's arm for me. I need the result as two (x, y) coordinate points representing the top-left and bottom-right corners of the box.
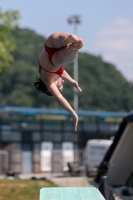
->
(61, 70), (73, 82)
(62, 70), (82, 92)
(48, 82), (78, 131)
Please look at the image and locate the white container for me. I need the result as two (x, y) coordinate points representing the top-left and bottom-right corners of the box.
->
(62, 142), (74, 171)
(84, 139), (113, 176)
(40, 142), (53, 172)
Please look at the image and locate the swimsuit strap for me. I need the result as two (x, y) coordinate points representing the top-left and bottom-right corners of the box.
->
(54, 66), (65, 77)
(38, 60), (64, 77)
(38, 44), (65, 76)
(44, 45), (58, 66)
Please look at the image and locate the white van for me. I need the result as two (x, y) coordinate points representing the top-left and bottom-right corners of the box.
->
(84, 139), (113, 177)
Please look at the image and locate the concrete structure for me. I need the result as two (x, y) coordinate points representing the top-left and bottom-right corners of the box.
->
(95, 111), (133, 199)
(0, 106), (126, 174)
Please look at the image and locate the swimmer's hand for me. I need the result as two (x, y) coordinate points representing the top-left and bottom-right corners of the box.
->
(73, 112), (78, 131)
(73, 80), (82, 92)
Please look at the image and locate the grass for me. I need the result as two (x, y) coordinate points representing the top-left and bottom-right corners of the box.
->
(0, 178), (57, 200)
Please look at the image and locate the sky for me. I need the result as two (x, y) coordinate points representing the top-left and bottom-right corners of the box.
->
(0, 0), (133, 81)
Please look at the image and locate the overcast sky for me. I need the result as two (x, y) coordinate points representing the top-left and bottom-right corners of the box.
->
(1, 0), (133, 81)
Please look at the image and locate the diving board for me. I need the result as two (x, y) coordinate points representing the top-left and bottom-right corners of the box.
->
(40, 187), (105, 200)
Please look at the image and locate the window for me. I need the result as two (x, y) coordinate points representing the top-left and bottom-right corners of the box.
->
(32, 132), (41, 141)
(1, 125), (12, 141)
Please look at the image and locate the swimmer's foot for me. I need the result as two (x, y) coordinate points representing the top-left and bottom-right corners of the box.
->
(68, 39), (84, 50)
(64, 34), (79, 46)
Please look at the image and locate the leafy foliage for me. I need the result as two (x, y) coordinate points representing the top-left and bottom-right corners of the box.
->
(0, 7), (20, 72)
(0, 28), (133, 111)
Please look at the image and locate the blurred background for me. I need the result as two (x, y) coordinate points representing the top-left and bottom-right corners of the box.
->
(0, 1), (133, 200)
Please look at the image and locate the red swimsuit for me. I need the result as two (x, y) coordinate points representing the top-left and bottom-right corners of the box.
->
(38, 45), (64, 77)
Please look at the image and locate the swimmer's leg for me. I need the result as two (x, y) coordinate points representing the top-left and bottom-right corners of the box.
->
(46, 32), (83, 49)
(52, 37), (83, 66)
(45, 32), (70, 48)
(64, 34), (83, 50)
(45, 32), (84, 66)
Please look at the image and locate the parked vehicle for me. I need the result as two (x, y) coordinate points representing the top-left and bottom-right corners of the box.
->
(84, 139), (113, 177)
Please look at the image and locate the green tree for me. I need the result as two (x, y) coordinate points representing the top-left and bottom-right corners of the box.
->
(0, 27), (133, 111)
(0, 7), (20, 72)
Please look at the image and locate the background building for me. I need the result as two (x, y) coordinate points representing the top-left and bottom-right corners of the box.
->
(0, 106), (126, 174)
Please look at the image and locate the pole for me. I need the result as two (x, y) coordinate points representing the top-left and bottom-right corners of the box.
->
(74, 54), (78, 110)
(67, 15), (81, 111)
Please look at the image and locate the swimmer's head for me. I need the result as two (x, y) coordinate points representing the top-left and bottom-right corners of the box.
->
(34, 76), (53, 96)
(57, 77), (64, 93)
